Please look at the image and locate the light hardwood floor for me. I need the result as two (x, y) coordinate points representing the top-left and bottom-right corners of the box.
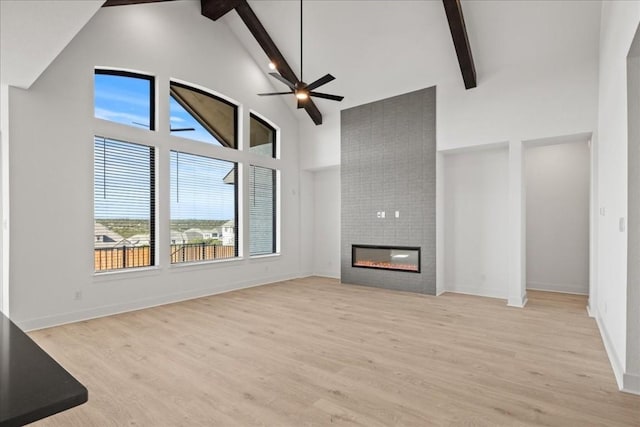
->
(30, 277), (639, 426)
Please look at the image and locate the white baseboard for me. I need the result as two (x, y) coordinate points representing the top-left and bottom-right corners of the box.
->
(508, 294), (528, 308)
(586, 304), (594, 318)
(19, 273), (302, 332)
(594, 312), (624, 389)
(444, 284), (508, 300)
(527, 281), (588, 295)
(312, 271), (341, 279)
(623, 372), (640, 395)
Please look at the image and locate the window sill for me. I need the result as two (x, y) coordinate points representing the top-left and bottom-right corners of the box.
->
(93, 266), (161, 282)
(169, 256), (245, 271)
(250, 253), (280, 261)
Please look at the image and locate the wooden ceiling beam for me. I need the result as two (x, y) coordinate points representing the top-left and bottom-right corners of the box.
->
(442, 0), (477, 89)
(102, 0), (174, 7)
(201, 0), (323, 125)
(200, 0), (242, 21)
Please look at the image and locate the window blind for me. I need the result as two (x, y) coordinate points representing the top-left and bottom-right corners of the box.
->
(170, 151), (238, 263)
(249, 165), (276, 256)
(94, 136), (155, 271)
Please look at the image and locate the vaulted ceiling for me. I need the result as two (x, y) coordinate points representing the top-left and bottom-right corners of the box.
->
(1, 0), (601, 124)
(223, 0), (601, 122)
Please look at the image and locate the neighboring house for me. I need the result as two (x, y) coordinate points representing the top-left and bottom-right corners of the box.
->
(170, 230), (188, 245)
(94, 223), (124, 249)
(221, 221), (235, 246)
(126, 234), (150, 247)
(184, 228), (204, 242)
(202, 229), (220, 240)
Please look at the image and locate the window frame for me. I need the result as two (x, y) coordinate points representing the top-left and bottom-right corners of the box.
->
(92, 68), (284, 275)
(249, 112), (277, 159)
(94, 69), (156, 131)
(249, 165), (278, 257)
(93, 136), (156, 273)
(169, 80), (239, 149)
(169, 150), (239, 264)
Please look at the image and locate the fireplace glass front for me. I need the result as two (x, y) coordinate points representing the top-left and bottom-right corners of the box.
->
(351, 245), (420, 273)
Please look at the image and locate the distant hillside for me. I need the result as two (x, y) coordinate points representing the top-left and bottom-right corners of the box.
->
(170, 219), (229, 232)
(96, 218), (230, 238)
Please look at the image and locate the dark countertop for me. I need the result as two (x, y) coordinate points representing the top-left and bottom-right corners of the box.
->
(0, 313), (88, 427)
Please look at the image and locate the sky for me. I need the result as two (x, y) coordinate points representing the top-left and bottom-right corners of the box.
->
(94, 73), (235, 221)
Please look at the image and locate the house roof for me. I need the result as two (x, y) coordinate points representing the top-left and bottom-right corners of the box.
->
(94, 222), (124, 243)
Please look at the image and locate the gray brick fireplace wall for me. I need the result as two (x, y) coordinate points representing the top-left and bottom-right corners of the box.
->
(340, 87), (436, 294)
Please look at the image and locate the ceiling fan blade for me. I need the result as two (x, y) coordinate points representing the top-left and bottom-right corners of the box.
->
(310, 92), (344, 102)
(305, 74), (335, 91)
(258, 92), (293, 96)
(269, 73), (296, 90)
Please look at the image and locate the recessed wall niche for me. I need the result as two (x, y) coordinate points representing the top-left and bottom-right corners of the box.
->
(340, 87), (436, 294)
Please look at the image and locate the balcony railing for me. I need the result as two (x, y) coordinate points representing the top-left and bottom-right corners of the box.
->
(94, 243), (236, 272)
(170, 243), (235, 264)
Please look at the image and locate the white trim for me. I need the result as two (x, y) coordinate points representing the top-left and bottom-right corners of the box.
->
(435, 152), (444, 296)
(18, 274), (302, 332)
(0, 85), (10, 316)
(444, 284), (507, 300)
(623, 373), (640, 395)
(595, 312), (625, 389)
(312, 272), (340, 280)
(586, 304), (594, 318)
(507, 294), (528, 308)
(526, 283), (589, 295)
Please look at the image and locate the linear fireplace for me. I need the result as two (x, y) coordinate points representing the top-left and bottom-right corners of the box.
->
(352, 245), (421, 273)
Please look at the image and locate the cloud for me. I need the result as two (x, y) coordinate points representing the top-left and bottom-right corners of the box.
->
(95, 108), (150, 127)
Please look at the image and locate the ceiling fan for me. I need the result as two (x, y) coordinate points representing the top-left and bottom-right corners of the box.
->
(258, 0), (344, 108)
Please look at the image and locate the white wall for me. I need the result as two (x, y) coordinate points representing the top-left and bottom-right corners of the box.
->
(312, 167), (340, 278)
(299, 170), (314, 277)
(596, 0), (640, 392)
(7, 2), (304, 329)
(0, 86), (8, 316)
(300, 56), (599, 294)
(525, 141), (590, 294)
(443, 147), (509, 298)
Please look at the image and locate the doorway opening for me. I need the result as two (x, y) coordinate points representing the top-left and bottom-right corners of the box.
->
(524, 137), (591, 295)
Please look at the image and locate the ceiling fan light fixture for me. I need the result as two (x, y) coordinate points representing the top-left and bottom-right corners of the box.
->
(257, 0), (343, 110)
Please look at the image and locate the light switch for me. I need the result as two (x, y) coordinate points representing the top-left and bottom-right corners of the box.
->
(395, 211), (400, 218)
(620, 217), (626, 232)
(381, 211), (386, 218)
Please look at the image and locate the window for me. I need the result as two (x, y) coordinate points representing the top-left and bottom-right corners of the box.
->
(94, 137), (155, 272)
(250, 113), (276, 158)
(169, 81), (237, 148)
(94, 70), (155, 130)
(249, 165), (277, 256)
(170, 151), (238, 263)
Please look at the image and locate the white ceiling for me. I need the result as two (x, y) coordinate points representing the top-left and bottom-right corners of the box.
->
(0, 0), (103, 89)
(0, 0), (601, 120)
(223, 0), (602, 118)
